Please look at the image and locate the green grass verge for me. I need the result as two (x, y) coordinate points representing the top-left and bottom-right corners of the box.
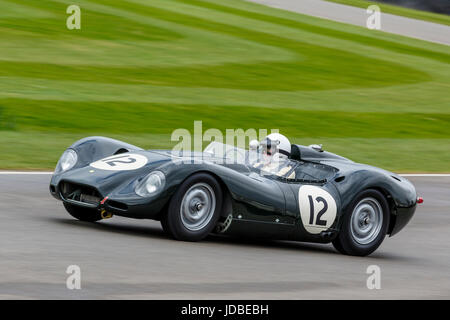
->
(324, 0), (450, 26)
(2, 132), (449, 173)
(0, 0), (449, 171)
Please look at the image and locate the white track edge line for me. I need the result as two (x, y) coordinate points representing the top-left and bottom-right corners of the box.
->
(400, 174), (450, 177)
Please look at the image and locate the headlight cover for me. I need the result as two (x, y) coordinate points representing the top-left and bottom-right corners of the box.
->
(55, 149), (78, 174)
(135, 171), (166, 197)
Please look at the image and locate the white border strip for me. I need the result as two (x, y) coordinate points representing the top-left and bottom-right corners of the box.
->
(0, 172), (449, 177)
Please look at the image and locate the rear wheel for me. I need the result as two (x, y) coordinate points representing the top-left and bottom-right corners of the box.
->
(63, 202), (102, 222)
(161, 173), (222, 241)
(332, 189), (390, 256)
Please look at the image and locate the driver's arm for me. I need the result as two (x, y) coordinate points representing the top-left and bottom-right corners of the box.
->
(276, 164), (296, 179)
(276, 166), (291, 177)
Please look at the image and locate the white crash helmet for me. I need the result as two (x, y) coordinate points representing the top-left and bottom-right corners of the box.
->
(261, 133), (291, 158)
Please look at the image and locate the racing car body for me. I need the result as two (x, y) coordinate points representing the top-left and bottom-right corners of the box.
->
(50, 136), (419, 256)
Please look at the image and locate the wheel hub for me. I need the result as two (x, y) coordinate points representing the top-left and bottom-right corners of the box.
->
(350, 197), (383, 245)
(194, 202), (204, 211)
(180, 183), (216, 231)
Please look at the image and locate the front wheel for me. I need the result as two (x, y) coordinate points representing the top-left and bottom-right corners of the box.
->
(161, 173), (222, 241)
(63, 202), (103, 222)
(332, 189), (390, 256)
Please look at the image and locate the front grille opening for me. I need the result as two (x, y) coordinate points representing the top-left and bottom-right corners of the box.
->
(107, 200), (128, 211)
(60, 181), (102, 206)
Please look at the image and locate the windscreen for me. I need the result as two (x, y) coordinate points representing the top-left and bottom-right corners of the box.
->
(204, 141), (298, 179)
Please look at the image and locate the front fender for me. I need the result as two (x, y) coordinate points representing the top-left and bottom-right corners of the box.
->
(51, 137), (143, 200)
(68, 136), (143, 168)
(158, 160), (249, 197)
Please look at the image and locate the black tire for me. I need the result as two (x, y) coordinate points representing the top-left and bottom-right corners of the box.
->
(161, 173), (223, 241)
(160, 210), (170, 234)
(63, 202), (103, 222)
(332, 189), (390, 256)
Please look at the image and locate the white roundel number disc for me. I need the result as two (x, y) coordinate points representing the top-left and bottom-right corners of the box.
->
(90, 154), (148, 171)
(298, 185), (337, 234)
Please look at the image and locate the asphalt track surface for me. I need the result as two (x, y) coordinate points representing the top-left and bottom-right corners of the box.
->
(0, 174), (449, 299)
(247, 0), (450, 45)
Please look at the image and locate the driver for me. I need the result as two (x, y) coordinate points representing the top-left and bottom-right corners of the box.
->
(253, 133), (295, 179)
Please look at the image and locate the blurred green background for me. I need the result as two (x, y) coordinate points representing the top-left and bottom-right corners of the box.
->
(0, 0), (449, 171)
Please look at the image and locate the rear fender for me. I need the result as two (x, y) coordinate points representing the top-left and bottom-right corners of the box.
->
(332, 170), (417, 233)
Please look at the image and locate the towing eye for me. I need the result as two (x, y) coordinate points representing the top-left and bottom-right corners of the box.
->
(100, 196), (113, 219)
(100, 209), (113, 219)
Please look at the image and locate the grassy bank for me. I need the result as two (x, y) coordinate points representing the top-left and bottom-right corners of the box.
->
(0, 0), (449, 171)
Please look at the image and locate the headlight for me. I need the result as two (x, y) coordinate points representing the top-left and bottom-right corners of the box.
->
(135, 171), (166, 197)
(55, 149), (78, 174)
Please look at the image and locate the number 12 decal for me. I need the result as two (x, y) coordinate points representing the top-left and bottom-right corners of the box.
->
(90, 153), (148, 171)
(104, 155), (137, 167)
(299, 185), (337, 234)
(308, 195), (328, 226)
